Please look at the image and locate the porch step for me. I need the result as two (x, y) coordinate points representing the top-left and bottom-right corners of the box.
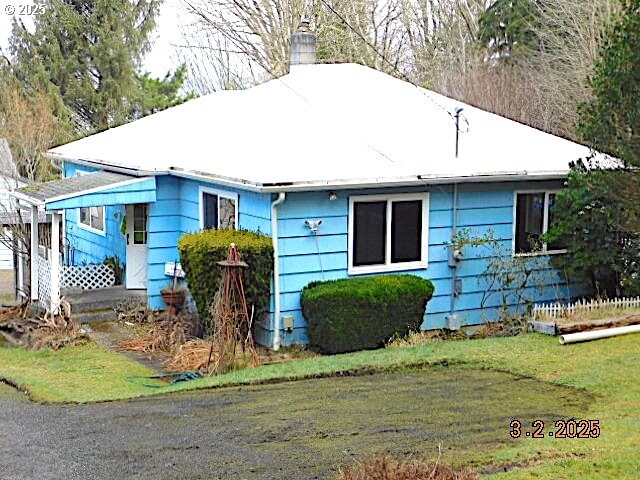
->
(67, 299), (119, 314)
(63, 286), (147, 315)
(72, 309), (117, 323)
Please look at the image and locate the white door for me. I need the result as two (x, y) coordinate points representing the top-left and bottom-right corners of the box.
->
(125, 204), (148, 289)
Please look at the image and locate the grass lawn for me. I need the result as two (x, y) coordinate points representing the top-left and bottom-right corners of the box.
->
(0, 341), (161, 402)
(1, 332), (640, 477)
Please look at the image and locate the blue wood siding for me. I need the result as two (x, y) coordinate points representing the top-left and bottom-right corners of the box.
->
(62, 162), (272, 312)
(147, 177), (272, 309)
(62, 162), (126, 267)
(260, 181), (576, 347)
(47, 177), (156, 210)
(61, 159), (575, 350)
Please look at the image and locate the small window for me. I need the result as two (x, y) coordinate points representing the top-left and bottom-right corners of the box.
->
(200, 188), (238, 230)
(79, 205), (105, 232)
(132, 204), (148, 244)
(514, 191), (564, 254)
(349, 193), (428, 274)
(76, 170), (105, 234)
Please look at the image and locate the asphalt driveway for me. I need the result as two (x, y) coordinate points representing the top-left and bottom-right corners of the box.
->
(0, 368), (591, 479)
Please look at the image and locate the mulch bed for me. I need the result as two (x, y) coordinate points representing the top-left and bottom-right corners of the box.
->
(0, 302), (87, 350)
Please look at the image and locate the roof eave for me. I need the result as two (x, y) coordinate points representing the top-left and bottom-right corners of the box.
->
(45, 152), (158, 177)
(11, 190), (45, 208)
(255, 171), (569, 192)
(42, 152), (569, 193)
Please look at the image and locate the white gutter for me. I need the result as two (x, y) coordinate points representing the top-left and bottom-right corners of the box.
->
(45, 151), (571, 193)
(45, 153), (156, 177)
(11, 190), (44, 208)
(271, 192), (286, 351)
(559, 325), (640, 345)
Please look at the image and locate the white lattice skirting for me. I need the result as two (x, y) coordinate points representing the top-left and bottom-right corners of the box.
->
(61, 264), (115, 290)
(37, 255), (52, 310)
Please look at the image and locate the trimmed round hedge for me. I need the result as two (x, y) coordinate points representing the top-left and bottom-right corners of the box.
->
(178, 229), (273, 332)
(301, 274), (434, 354)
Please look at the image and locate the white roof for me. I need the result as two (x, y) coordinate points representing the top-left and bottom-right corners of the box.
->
(47, 63), (603, 191)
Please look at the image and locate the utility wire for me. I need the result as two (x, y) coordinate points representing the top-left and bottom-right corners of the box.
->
(318, 0), (460, 126)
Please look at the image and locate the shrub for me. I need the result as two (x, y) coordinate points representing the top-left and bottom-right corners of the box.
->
(301, 275), (434, 354)
(339, 453), (478, 480)
(177, 229), (273, 332)
(544, 162), (640, 298)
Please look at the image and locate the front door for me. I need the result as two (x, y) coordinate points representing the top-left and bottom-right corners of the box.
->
(125, 204), (148, 289)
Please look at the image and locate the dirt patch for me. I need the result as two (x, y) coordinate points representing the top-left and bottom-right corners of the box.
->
(87, 321), (169, 374)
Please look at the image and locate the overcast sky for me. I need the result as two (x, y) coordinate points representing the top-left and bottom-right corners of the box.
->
(0, 0), (187, 77)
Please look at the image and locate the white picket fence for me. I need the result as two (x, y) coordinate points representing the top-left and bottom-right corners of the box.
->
(533, 297), (640, 320)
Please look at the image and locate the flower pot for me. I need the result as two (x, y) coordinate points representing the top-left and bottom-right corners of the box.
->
(161, 289), (186, 315)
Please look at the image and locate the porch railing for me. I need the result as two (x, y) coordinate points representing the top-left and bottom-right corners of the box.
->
(36, 260), (116, 311)
(37, 255), (52, 311)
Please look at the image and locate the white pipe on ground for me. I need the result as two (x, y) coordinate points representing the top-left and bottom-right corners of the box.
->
(559, 324), (640, 345)
(271, 192), (286, 351)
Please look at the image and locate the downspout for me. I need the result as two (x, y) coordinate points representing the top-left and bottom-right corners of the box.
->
(271, 192), (286, 350)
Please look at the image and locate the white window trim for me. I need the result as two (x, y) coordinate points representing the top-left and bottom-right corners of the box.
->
(75, 170), (106, 236)
(348, 192), (429, 275)
(512, 189), (566, 257)
(198, 186), (239, 230)
(77, 206), (106, 236)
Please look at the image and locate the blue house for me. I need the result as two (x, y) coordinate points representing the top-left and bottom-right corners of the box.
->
(14, 56), (603, 349)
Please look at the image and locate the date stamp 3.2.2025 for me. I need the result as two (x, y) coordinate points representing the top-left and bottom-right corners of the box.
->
(509, 419), (601, 439)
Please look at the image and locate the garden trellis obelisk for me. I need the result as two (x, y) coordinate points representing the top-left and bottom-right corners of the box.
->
(207, 243), (259, 373)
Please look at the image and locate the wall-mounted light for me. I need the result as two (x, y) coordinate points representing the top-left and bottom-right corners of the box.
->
(305, 219), (322, 233)
(328, 191), (338, 201)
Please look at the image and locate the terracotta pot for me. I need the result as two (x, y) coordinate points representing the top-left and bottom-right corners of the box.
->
(161, 289), (186, 315)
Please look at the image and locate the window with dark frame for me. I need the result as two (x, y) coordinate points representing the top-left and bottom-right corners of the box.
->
(201, 191), (237, 230)
(203, 193), (218, 230)
(351, 194), (427, 271)
(514, 191), (563, 254)
(353, 201), (386, 266)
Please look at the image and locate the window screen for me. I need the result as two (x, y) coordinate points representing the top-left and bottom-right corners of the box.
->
(90, 206), (103, 230)
(203, 193), (218, 229)
(79, 206), (104, 231)
(391, 200), (422, 263)
(546, 193), (563, 251)
(515, 193), (544, 253)
(353, 201), (386, 266)
(219, 197), (237, 229)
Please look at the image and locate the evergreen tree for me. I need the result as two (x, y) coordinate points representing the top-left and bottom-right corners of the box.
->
(546, 1), (640, 298)
(133, 65), (195, 119)
(5, 0), (191, 136)
(578, 0), (640, 166)
(478, 0), (542, 63)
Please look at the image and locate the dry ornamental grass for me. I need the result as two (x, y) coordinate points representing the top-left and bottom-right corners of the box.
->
(118, 311), (202, 354)
(339, 454), (478, 480)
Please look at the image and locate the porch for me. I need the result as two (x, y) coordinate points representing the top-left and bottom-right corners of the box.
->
(64, 286), (147, 323)
(11, 171), (157, 314)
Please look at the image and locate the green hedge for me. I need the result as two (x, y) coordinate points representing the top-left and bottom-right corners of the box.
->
(301, 275), (434, 354)
(178, 229), (273, 332)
